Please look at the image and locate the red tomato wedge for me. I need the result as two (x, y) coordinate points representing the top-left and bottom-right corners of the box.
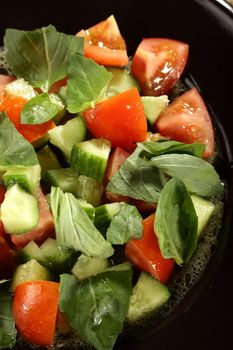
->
(0, 221), (17, 279)
(0, 184), (6, 203)
(0, 95), (55, 143)
(131, 38), (189, 96)
(13, 281), (59, 346)
(0, 74), (15, 94)
(83, 87), (147, 150)
(155, 88), (214, 158)
(76, 15), (128, 66)
(125, 214), (175, 284)
(11, 188), (55, 248)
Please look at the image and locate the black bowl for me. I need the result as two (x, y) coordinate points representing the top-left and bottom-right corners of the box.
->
(1, 1), (233, 349)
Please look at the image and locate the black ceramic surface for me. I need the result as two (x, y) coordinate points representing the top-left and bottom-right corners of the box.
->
(1, 1), (233, 349)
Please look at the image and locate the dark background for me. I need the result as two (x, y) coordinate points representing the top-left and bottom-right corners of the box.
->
(1, 0), (233, 349)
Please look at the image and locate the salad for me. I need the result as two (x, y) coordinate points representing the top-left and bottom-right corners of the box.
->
(0, 15), (224, 350)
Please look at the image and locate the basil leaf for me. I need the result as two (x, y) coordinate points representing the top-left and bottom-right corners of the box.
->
(106, 149), (166, 203)
(65, 53), (112, 113)
(51, 187), (114, 258)
(138, 140), (206, 158)
(0, 112), (38, 170)
(106, 203), (143, 244)
(155, 178), (198, 265)
(151, 153), (223, 197)
(59, 269), (132, 350)
(0, 286), (16, 349)
(4, 25), (83, 92)
(20, 93), (60, 124)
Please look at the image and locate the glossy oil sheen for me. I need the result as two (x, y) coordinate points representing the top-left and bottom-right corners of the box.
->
(1, 0), (233, 349)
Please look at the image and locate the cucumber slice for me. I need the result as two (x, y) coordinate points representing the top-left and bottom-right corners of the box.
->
(191, 194), (215, 237)
(32, 133), (50, 150)
(49, 93), (66, 125)
(1, 184), (39, 234)
(72, 254), (109, 280)
(5, 78), (36, 99)
(141, 95), (168, 125)
(127, 272), (171, 322)
(19, 240), (48, 266)
(10, 259), (52, 292)
(40, 238), (78, 273)
(3, 164), (41, 195)
(77, 199), (95, 221)
(76, 175), (103, 207)
(105, 67), (141, 98)
(94, 202), (123, 235)
(43, 168), (79, 195)
(107, 262), (132, 272)
(37, 145), (61, 178)
(71, 138), (111, 181)
(48, 116), (87, 160)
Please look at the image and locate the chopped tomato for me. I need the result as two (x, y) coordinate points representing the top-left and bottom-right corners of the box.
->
(49, 78), (67, 93)
(11, 188), (55, 248)
(83, 88), (147, 150)
(131, 38), (189, 96)
(0, 74), (15, 94)
(0, 95), (55, 143)
(105, 147), (130, 182)
(0, 185), (6, 203)
(125, 214), (175, 284)
(155, 88), (214, 158)
(76, 15), (128, 66)
(13, 281), (59, 346)
(0, 221), (17, 279)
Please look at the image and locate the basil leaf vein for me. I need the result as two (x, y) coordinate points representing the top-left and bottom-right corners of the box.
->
(65, 53), (112, 113)
(106, 203), (143, 244)
(51, 187), (114, 258)
(155, 177), (198, 265)
(59, 269), (132, 350)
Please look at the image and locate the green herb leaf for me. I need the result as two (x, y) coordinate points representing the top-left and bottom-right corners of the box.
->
(106, 149), (166, 203)
(155, 178), (198, 265)
(106, 203), (143, 244)
(59, 269), (132, 350)
(0, 286), (16, 349)
(20, 93), (60, 124)
(138, 140), (206, 158)
(51, 187), (114, 258)
(65, 53), (112, 113)
(0, 112), (39, 170)
(151, 153), (223, 197)
(4, 25), (83, 92)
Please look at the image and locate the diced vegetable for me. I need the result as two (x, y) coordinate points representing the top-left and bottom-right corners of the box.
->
(43, 167), (80, 195)
(13, 281), (59, 346)
(72, 254), (109, 280)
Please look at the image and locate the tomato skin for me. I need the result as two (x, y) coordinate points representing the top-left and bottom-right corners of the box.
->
(0, 95), (55, 143)
(155, 88), (214, 158)
(76, 15), (128, 66)
(0, 184), (6, 203)
(13, 281), (59, 346)
(125, 214), (175, 284)
(131, 38), (189, 96)
(0, 222), (17, 279)
(83, 88), (147, 150)
(11, 188), (55, 248)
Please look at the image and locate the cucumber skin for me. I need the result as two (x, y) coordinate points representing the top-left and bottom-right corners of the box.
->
(71, 139), (111, 181)
(94, 203), (122, 235)
(43, 168), (80, 196)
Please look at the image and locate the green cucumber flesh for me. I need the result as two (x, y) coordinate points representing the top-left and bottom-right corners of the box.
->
(48, 116), (86, 160)
(141, 95), (168, 125)
(43, 168), (79, 196)
(10, 259), (53, 292)
(94, 202), (123, 234)
(191, 194), (215, 237)
(76, 199), (95, 221)
(1, 184), (39, 234)
(71, 138), (111, 181)
(37, 145), (61, 178)
(75, 175), (103, 207)
(19, 240), (48, 266)
(105, 67), (141, 98)
(127, 272), (170, 322)
(72, 254), (109, 280)
(3, 164), (41, 195)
